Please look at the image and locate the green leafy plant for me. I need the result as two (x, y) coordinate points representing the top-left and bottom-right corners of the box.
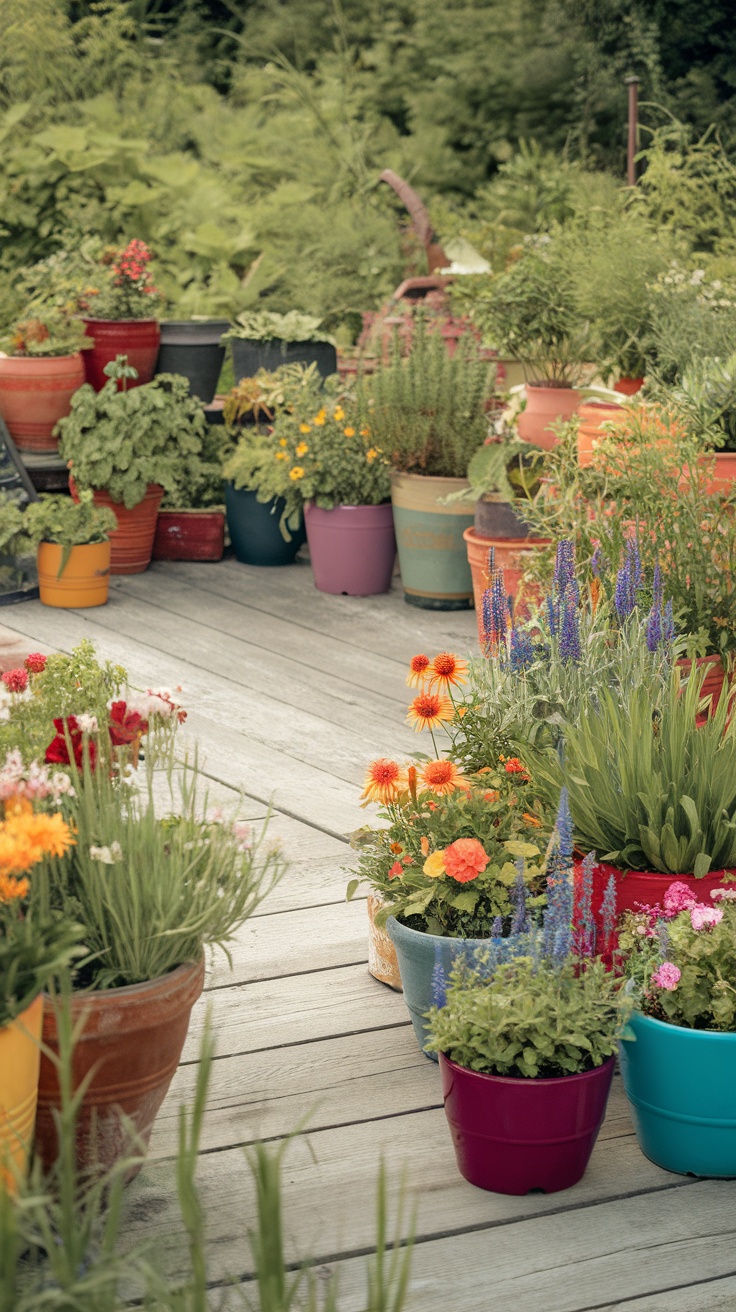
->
(57, 359), (211, 509)
(530, 665), (736, 876)
(1, 310), (88, 357)
(649, 351), (736, 454)
(364, 316), (494, 478)
(456, 432), (546, 504)
(646, 262), (736, 389)
(225, 310), (333, 343)
(24, 491), (117, 578)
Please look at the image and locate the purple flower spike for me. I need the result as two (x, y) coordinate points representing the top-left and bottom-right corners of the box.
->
(646, 604), (662, 653)
(491, 915), (503, 937)
(560, 580), (581, 662)
(510, 627), (534, 672)
(554, 540), (576, 596)
(662, 599), (676, 644)
(576, 851), (596, 957)
(490, 570), (510, 643)
(601, 873), (618, 948)
(556, 786), (574, 859)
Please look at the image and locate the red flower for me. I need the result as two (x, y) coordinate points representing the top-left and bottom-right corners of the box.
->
(504, 757), (529, 780)
(45, 717), (97, 770)
(1, 668), (28, 693)
(108, 701), (148, 746)
(24, 653), (47, 674)
(388, 861), (404, 879)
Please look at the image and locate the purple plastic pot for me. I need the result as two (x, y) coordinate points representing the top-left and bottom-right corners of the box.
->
(304, 502), (396, 596)
(439, 1052), (615, 1195)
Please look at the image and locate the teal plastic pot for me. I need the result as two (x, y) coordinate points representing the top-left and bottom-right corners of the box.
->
(390, 472), (474, 610)
(387, 916), (536, 1061)
(619, 1010), (736, 1177)
(224, 485), (305, 566)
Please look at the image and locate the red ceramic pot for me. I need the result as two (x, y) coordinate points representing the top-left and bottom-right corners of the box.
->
(573, 855), (736, 952)
(82, 318), (160, 391)
(152, 509), (225, 562)
(70, 477), (163, 575)
(613, 377), (644, 396)
(0, 354), (85, 452)
(439, 1052), (615, 1194)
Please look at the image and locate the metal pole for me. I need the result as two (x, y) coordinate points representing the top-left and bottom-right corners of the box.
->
(625, 75), (640, 186)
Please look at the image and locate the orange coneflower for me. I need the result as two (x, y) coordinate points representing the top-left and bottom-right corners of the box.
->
(406, 654), (431, 688)
(418, 759), (468, 797)
(406, 692), (454, 733)
(427, 652), (468, 691)
(360, 758), (407, 806)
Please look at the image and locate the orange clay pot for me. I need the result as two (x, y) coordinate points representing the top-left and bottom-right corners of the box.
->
(613, 377), (644, 396)
(0, 994), (43, 1191)
(37, 541), (111, 609)
(70, 477), (163, 575)
(696, 452), (736, 496)
(0, 354), (85, 452)
(576, 401), (629, 467)
(517, 384), (580, 450)
(464, 526), (550, 651)
(677, 653), (733, 724)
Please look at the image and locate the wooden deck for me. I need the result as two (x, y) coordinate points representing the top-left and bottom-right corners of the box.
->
(3, 557), (736, 1312)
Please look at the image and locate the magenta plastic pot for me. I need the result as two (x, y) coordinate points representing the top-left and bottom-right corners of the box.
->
(439, 1052), (615, 1194)
(303, 502), (396, 596)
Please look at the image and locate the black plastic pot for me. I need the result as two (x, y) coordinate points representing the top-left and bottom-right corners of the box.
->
(474, 495), (531, 540)
(230, 339), (337, 383)
(225, 485), (306, 566)
(155, 320), (230, 404)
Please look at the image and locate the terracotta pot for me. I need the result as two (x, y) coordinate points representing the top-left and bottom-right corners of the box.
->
(82, 318), (160, 392)
(0, 354), (85, 452)
(36, 958), (205, 1179)
(576, 401), (628, 468)
(696, 452), (736, 496)
(70, 478), (163, 575)
(677, 652), (732, 722)
(37, 541), (111, 608)
(517, 384), (580, 450)
(366, 896), (402, 991)
(440, 1051), (615, 1194)
(614, 376), (644, 396)
(0, 995), (43, 1190)
(152, 509), (225, 562)
(464, 526), (549, 650)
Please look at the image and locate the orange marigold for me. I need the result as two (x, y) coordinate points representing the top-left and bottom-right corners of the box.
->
(406, 693), (454, 733)
(443, 838), (489, 883)
(427, 652), (468, 691)
(406, 654), (431, 688)
(360, 758), (406, 806)
(418, 759), (467, 797)
(0, 873), (29, 904)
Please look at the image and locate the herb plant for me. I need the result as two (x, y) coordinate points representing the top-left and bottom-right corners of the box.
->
(24, 492), (117, 577)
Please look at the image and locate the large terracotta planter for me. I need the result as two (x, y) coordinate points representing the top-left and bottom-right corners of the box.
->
(390, 472), (473, 610)
(0, 995), (43, 1190)
(152, 509), (225, 562)
(304, 502), (396, 595)
(439, 1052), (615, 1194)
(620, 1011), (736, 1177)
(517, 384), (580, 450)
(71, 479), (163, 575)
(464, 525), (549, 649)
(366, 896), (402, 991)
(697, 452), (736, 496)
(677, 652), (732, 723)
(576, 401), (627, 468)
(37, 541), (111, 608)
(0, 354), (85, 453)
(36, 958), (205, 1179)
(574, 856), (735, 953)
(82, 318), (160, 392)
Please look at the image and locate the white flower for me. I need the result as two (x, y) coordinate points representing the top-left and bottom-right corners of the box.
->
(77, 713), (98, 733)
(89, 841), (123, 865)
(690, 269), (705, 285)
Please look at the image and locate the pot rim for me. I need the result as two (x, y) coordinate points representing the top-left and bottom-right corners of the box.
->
(386, 913), (496, 946)
(42, 954), (205, 1008)
(80, 316), (160, 327)
(440, 1050), (617, 1086)
(573, 853), (736, 882)
(389, 471), (471, 488)
(525, 381), (580, 392)
(626, 1008), (736, 1043)
(0, 352), (83, 366)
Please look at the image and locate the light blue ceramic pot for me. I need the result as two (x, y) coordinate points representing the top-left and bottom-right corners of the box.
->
(386, 916), (535, 1061)
(619, 1010), (736, 1177)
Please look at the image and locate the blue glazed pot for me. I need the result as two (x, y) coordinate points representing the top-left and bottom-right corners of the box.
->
(225, 485), (306, 566)
(386, 916), (535, 1061)
(619, 1010), (736, 1177)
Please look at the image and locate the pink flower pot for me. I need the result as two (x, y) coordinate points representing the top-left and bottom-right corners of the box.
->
(439, 1052), (615, 1194)
(304, 502), (396, 595)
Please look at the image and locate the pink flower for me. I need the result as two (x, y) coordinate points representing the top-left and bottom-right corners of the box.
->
(663, 881), (698, 916)
(24, 653), (47, 674)
(690, 904), (723, 931)
(712, 888), (736, 901)
(651, 962), (681, 991)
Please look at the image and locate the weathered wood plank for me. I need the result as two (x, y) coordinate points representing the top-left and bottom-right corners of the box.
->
(204, 897), (368, 988)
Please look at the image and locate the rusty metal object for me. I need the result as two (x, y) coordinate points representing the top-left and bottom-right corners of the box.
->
(379, 169), (450, 272)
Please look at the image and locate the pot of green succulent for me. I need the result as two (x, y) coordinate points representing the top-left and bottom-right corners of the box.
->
(348, 653), (551, 1057)
(618, 884), (736, 1177)
(29, 732), (286, 1179)
(57, 356), (211, 574)
(269, 387), (395, 595)
(365, 315), (495, 609)
(0, 312), (88, 453)
(225, 311), (337, 383)
(466, 243), (591, 449)
(79, 240), (162, 391)
(24, 492), (117, 609)
(426, 790), (631, 1195)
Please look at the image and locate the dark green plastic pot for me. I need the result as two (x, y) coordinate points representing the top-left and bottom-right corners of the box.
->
(224, 485), (305, 566)
(230, 339), (337, 383)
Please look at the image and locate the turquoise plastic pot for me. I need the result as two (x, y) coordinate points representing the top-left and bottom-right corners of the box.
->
(387, 916), (536, 1061)
(619, 1010), (736, 1177)
(390, 472), (474, 610)
(225, 485), (305, 566)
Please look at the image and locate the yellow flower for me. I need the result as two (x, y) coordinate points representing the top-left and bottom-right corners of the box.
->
(289, 466), (305, 481)
(275, 451), (288, 461)
(313, 409), (326, 426)
(333, 406), (345, 422)
(344, 427), (355, 437)
(279, 437), (288, 448)
(299, 423), (311, 434)
(366, 448), (379, 463)
(296, 442), (309, 457)
(423, 850), (447, 879)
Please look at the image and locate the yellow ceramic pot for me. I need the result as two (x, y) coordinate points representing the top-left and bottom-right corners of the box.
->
(0, 994), (43, 1190)
(37, 541), (111, 609)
